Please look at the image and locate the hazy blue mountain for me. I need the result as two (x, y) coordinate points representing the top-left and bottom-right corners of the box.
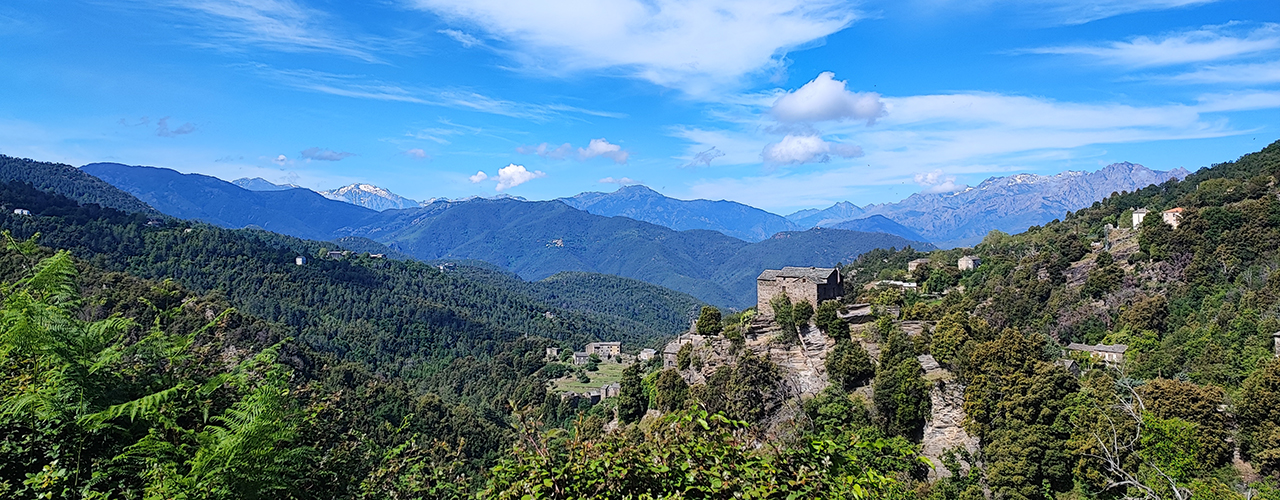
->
(559, 184), (798, 242)
(785, 201), (865, 228)
(232, 177), (302, 191)
(827, 215), (928, 243)
(859, 162), (1191, 248)
(82, 163), (377, 240)
(84, 163), (937, 307)
(344, 199), (931, 307)
(0, 155), (156, 214)
(321, 183), (420, 210)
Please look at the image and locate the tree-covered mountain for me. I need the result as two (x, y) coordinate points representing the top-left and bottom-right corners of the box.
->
(0, 177), (698, 401)
(827, 214), (927, 242)
(78, 164), (925, 308)
(82, 162), (378, 240)
(558, 184), (798, 242)
(830, 139), (1280, 498)
(343, 198), (931, 308)
(0, 155), (156, 214)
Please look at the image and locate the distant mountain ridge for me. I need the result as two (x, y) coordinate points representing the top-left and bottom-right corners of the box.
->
(320, 183), (420, 211)
(856, 161), (1191, 247)
(785, 201), (865, 228)
(827, 215), (927, 242)
(232, 177), (303, 191)
(79, 163), (931, 308)
(558, 185), (796, 242)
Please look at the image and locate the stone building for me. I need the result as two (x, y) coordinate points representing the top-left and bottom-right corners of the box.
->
(1161, 207), (1185, 229)
(585, 342), (621, 359)
(638, 348), (657, 361)
(572, 351), (590, 365)
(1132, 208), (1149, 228)
(958, 256), (981, 271)
(908, 258), (931, 272)
(756, 266), (844, 316)
(545, 347), (560, 361)
(1066, 343), (1127, 367)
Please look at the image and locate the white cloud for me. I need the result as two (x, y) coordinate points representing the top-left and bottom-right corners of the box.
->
(495, 164), (545, 191)
(913, 170), (966, 194)
(273, 154), (288, 165)
(438, 28), (481, 47)
(405, 148), (428, 159)
(1169, 60), (1280, 85)
(1195, 91), (1280, 112)
(517, 142), (573, 160)
(410, 0), (860, 95)
(1022, 23), (1280, 67)
(517, 138), (630, 163)
(599, 176), (640, 185)
(577, 138), (629, 164)
(469, 164), (546, 190)
(300, 147), (355, 161)
(770, 72), (885, 124)
(761, 134), (862, 165)
(155, 117), (196, 137)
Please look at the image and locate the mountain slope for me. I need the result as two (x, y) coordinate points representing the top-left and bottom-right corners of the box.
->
(232, 177), (302, 191)
(0, 155), (156, 214)
(346, 199), (931, 308)
(860, 162), (1191, 248)
(827, 215), (928, 242)
(82, 162), (378, 240)
(786, 201), (866, 228)
(321, 183), (420, 210)
(559, 185), (798, 242)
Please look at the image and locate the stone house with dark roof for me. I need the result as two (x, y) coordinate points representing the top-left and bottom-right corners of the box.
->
(756, 266), (843, 316)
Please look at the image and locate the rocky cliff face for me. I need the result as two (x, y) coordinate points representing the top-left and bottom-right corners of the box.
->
(921, 380), (980, 479)
(663, 315), (979, 462)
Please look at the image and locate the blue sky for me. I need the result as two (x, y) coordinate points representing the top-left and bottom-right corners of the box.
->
(1, 0), (1277, 214)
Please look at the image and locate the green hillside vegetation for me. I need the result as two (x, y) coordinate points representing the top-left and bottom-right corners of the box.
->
(832, 139), (1280, 498)
(0, 179), (690, 410)
(0, 155), (156, 215)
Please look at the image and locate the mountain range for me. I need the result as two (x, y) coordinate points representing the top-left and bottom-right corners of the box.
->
(82, 163), (931, 308)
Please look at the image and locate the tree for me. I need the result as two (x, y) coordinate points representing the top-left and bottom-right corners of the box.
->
(793, 300), (815, 327)
(769, 293), (798, 343)
(616, 363), (646, 424)
(696, 306), (723, 336)
(826, 340), (874, 392)
(1238, 359), (1280, 474)
(814, 300), (846, 339)
(676, 343), (692, 371)
(654, 369), (689, 412)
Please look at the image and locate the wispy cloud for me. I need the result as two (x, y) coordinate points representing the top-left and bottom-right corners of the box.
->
(1169, 60), (1280, 85)
(517, 138), (630, 163)
(132, 0), (390, 63)
(1022, 0), (1220, 26)
(245, 65), (624, 121)
(1020, 23), (1280, 67)
(682, 146), (725, 168)
(600, 176), (640, 185)
(300, 147), (354, 161)
(438, 28), (481, 48)
(409, 0), (861, 96)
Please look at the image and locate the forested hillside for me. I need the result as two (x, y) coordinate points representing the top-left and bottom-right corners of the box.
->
(0, 155), (156, 214)
(820, 139), (1280, 498)
(75, 161), (930, 307)
(0, 179), (695, 407)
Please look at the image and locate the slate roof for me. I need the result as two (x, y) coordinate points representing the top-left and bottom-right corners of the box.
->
(757, 266), (838, 283)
